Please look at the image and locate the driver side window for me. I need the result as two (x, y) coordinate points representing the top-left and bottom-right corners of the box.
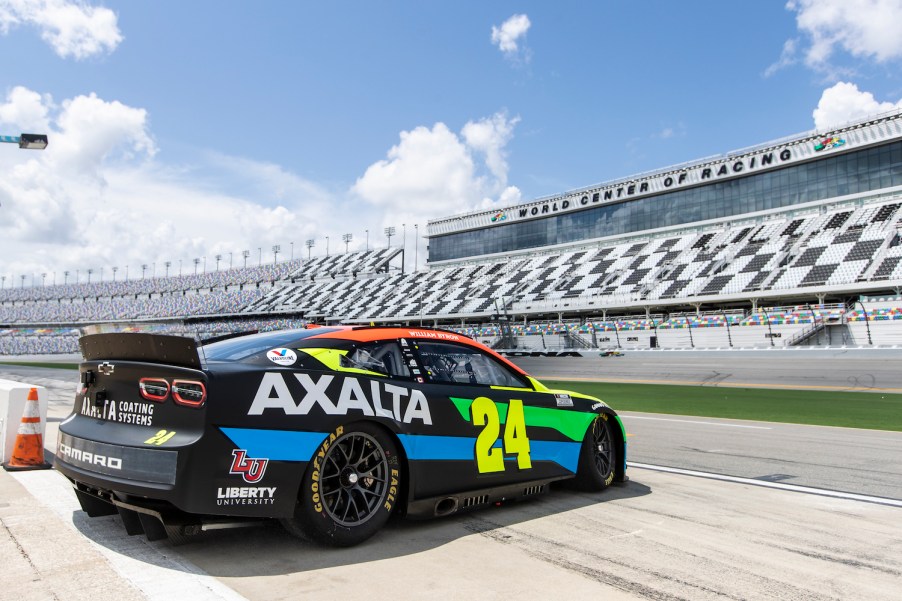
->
(414, 341), (528, 388)
(341, 341), (411, 379)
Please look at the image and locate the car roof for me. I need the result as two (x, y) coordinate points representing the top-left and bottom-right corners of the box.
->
(306, 325), (529, 376)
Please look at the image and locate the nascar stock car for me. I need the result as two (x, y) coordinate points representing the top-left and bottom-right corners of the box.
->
(54, 325), (627, 547)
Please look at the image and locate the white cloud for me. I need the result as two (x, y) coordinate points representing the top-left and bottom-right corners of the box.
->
(491, 14), (531, 60)
(0, 86), (52, 131)
(0, 0), (122, 59)
(764, 38), (798, 77)
(0, 81), (520, 278)
(0, 86), (522, 279)
(352, 112), (521, 226)
(0, 86), (350, 279)
(461, 112), (519, 183)
(51, 92), (156, 180)
(812, 81), (902, 129)
(786, 0), (902, 71)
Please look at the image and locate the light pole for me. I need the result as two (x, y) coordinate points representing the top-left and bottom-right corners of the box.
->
(761, 307), (775, 347)
(272, 245), (280, 264)
(112, 266), (118, 281)
(242, 250), (250, 268)
(87, 269), (93, 284)
(384, 226), (395, 247)
(0, 133), (48, 150)
(857, 300), (873, 345)
(229, 252), (233, 269)
(342, 234), (352, 253)
(41, 273), (46, 287)
(326, 236), (330, 257)
(1, 276), (5, 289)
(258, 247), (262, 266)
(63, 271), (69, 285)
(215, 254), (222, 271)
(306, 239), (314, 259)
(366, 229), (369, 251)
(20, 275), (25, 288)
(414, 224), (419, 271)
(142, 264), (148, 279)
(164, 261), (171, 277)
(194, 258), (200, 275)
(290, 242), (294, 261)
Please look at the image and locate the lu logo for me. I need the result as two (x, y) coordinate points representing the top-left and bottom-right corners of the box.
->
(229, 449), (268, 483)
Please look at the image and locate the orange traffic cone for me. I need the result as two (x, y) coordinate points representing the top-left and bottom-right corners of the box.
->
(3, 387), (52, 471)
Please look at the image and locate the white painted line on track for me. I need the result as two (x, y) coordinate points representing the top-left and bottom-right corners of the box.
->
(629, 462), (902, 508)
(11, 470), (249, 601)
(620, 415), (772, 429)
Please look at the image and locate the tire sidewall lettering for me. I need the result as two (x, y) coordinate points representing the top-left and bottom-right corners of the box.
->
(310, 426), (344, 514)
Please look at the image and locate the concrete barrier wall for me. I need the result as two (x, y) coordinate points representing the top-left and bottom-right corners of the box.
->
(0, 380), (48, 463)
(485, 320), (902, 350)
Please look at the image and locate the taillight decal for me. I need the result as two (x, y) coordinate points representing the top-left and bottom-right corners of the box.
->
(139, 378), (170, 402)
(172, 380), (207, 408)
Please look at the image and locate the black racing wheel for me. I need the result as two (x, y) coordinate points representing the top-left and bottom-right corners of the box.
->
(282, 422), (401, 546)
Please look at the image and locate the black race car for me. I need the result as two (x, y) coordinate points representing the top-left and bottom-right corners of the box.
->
(55, 326), (626, 546)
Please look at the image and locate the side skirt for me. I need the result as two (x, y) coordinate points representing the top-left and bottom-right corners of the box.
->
(405, 476), (567, 520)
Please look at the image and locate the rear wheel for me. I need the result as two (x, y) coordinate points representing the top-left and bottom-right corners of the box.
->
(282, 423), (401, 547)
(574, 414), (617, 491)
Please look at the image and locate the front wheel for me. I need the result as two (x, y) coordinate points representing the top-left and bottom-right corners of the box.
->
(281, 423), (401, 546)
(573, 414), (617, 491)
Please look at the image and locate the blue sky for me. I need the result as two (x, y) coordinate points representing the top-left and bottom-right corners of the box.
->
(2, 1), (902, 284)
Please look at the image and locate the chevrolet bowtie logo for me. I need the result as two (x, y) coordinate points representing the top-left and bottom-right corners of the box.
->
(98, 362), (115, 376)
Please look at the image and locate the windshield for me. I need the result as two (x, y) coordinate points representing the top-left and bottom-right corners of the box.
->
(203, 328), (340, 361)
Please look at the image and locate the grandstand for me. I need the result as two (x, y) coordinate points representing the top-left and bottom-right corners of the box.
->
(3, 110), (902, 353)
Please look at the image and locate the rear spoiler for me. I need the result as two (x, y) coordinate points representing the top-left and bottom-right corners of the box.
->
(79, 333), (204, 370)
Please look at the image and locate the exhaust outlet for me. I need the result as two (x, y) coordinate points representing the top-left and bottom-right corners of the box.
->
(434, 497), (458, 516)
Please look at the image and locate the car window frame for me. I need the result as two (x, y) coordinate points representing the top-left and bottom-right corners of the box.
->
(411, 340), (531, 389)
(340, 339), (413, 381)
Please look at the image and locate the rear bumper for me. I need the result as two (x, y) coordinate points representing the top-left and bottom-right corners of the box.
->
(56, 431), (178, 486)
(54, 429), (303, 521)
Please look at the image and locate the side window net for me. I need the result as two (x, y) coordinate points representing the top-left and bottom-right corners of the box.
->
(341, 342), (411, 379)
(416, 342), (527, 387)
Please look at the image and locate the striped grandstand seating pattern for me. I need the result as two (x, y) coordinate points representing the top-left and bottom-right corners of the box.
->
(2, 199), (902, 353)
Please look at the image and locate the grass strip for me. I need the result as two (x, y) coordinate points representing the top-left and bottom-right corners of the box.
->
(545, 379), (902, 432)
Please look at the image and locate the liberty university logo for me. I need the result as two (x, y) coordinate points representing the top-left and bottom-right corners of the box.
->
(229, 449), (268, 483)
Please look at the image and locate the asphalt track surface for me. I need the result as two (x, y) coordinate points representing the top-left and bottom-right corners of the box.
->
(509, 347), (902, 393)
(2, 354), (901, 600)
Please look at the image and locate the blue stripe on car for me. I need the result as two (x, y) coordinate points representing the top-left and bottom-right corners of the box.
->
(219, 428), (582, 472)
(219, 428), (326, 461)
(397, 434), (581, 473)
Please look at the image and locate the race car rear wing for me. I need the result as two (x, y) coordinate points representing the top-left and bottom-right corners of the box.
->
(79, 333), (204, 370)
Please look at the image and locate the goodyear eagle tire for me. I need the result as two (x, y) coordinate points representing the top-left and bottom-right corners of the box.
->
(573, 413), (617, 492)
(281, 423), (401, 547)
